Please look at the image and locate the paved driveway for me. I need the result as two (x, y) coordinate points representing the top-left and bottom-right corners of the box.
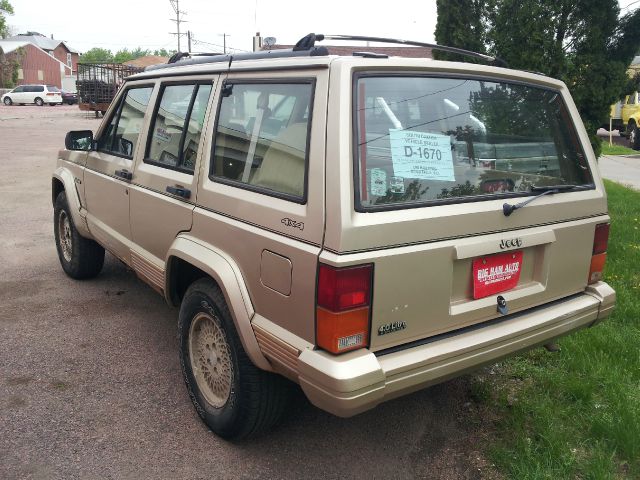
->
(0, 104), (492, 479)
(598, 155), (640, 190)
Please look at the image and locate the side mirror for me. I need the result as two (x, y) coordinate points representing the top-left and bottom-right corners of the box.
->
(65, 130), (94, 151)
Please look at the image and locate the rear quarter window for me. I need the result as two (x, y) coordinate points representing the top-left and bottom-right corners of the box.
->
(210, 81), (313, 202)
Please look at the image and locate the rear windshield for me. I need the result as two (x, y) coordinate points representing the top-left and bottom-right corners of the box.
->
(354, 75), (593, 210)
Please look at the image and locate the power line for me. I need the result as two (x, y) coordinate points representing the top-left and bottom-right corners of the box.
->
(169, 0), (188, 51)
(191, 37), (250, 53)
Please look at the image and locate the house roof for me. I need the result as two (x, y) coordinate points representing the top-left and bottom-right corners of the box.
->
(124, 55), (169, 68)
(7, 33), (79, 54)
(0, 40), (31, 54)
(264, 44), (432, 58)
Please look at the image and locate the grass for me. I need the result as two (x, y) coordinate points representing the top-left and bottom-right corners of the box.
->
(476, 180), (640, 479)
(601, 142), (638, 156)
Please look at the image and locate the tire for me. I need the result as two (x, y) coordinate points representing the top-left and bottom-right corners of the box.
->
(34, 97), (44, 106)
(3, 97), (11, 106)
(54, 191), (105, 279)
(629, 122), (640, 150)
(179, 278), (290, 439)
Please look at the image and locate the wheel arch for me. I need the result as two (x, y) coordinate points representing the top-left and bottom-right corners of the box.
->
(166, 235), (272, 371)
(52, 168), (91, 238)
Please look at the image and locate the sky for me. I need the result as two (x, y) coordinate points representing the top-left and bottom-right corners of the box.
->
(3, 0), (640, 55)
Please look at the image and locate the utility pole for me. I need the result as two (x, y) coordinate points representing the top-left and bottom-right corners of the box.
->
(169, 0), (187, 52)
(187, 30), (192, 53)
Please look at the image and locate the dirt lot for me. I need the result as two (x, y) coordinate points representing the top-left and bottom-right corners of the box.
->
(0, 104), (495, 479)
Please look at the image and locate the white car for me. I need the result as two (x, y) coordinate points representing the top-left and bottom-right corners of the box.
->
(2, 84), (63, 106)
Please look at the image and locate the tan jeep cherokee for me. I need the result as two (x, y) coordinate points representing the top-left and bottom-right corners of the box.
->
(52, 34), (615, 439)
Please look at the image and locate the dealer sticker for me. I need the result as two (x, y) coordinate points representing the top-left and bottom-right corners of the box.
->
(389, 130), (455, 181)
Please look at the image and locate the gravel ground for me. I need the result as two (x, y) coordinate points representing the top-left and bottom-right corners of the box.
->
(0, 104), (495, 480)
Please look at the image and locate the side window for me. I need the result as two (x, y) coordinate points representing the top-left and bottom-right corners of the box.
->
(34, 86), (44, 92)
(146, 83), (212, 173)
(13, 86), (24, 93)
(97, 87), (153, 158)
(628, 94), (636, 105)
(211, 82), (313, 200)
(23, 86), (34, 92)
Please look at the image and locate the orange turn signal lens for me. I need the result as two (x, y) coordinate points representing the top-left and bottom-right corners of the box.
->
(588, 253), (607, 284)
(316, 307), (369, 354)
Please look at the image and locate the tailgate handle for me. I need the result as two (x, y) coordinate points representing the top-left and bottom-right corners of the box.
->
(166, 184), (191, 199)
(114, 169), (132, 181)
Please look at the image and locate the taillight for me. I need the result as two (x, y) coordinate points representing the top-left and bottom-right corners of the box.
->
(589, 223), (610, 284)
(316, 263), (373, 354)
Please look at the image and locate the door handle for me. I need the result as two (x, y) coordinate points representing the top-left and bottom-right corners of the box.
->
(166, 184), (191, 199)
(114, 169), (133, 181)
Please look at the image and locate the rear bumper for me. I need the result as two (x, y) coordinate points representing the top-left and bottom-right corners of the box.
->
(297, 282), (615, 417)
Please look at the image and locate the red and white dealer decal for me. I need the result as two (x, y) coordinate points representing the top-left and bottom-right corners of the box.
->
(472, 251), (523, 299)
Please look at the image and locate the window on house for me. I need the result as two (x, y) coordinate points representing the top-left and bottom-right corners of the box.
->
(67, 53), (72, 68)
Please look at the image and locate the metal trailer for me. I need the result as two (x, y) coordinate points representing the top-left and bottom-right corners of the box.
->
(76, 63), (143, 117)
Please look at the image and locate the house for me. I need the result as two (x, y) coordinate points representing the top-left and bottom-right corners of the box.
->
(6, 32), (80, 75)
(263, 44), (433, 59)
(0, 40), (74, 90)
(123, 55), (169, 69)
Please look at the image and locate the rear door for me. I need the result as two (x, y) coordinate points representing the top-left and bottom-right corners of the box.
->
(83, 84), (154, 262)
(323, 62), (608, 352)
(10, 86), (25, 103)
(128, 78), (216, 288)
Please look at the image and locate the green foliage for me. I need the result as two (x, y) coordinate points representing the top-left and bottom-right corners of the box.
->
(113, 47), (151, 64)
(434, 0), (486, 62)
(153, 48), (175, 57)
(79, 47), (114, 63)
(80, 46), (162, 64)
(600, 142), (637, 156)
(0, 0), (13, 39)
(434, 1), (640, 158)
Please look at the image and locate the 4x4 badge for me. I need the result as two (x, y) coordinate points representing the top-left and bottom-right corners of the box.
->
(281, 218), (304, 231)
(499, 238), (522, 249)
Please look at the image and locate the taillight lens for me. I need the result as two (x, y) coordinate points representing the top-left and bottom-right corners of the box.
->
(593, 223), (610, 254)
(589, 223), (610, 284)
(316, 263), (373, 354)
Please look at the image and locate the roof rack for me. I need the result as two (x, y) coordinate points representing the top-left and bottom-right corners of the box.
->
(144, 32), (507, 73)
(294, 33), (508, 67)
(145, 46), (329, 72)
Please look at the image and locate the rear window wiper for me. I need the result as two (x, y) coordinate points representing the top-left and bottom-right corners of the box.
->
(503, 184), (594, 216)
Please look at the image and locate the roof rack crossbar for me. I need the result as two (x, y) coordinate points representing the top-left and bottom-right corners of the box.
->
(294, 33), (507, 67)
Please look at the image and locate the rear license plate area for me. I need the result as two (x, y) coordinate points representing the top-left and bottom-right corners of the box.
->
(472, 250), (523, 299)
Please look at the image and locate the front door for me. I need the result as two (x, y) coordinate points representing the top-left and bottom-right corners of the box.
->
(129, 79), (216, 287)
(83, 85), (154, 262)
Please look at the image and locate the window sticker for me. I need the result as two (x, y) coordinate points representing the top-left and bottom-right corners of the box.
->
(389, 130), (455, 182)
(390, 176), (405, 194)
(370, 168), (387, 196)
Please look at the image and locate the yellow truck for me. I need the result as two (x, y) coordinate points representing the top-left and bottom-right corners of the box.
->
(609, 92), (640, 149)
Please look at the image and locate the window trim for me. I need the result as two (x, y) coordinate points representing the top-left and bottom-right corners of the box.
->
(96, 84), (155, 161)
(208, 77), (316, 205)
(143, 80), (213, 174)
(351, 71), (594, 213)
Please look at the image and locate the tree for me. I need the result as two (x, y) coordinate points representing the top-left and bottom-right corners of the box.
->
(79, 47), (114, 63)
(113, 47), (150, 64)
(0, 0), (13, 39)
(434, 0), (486, 61)
(435, 1), (640, 156)
(153, 48), (175, 57)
